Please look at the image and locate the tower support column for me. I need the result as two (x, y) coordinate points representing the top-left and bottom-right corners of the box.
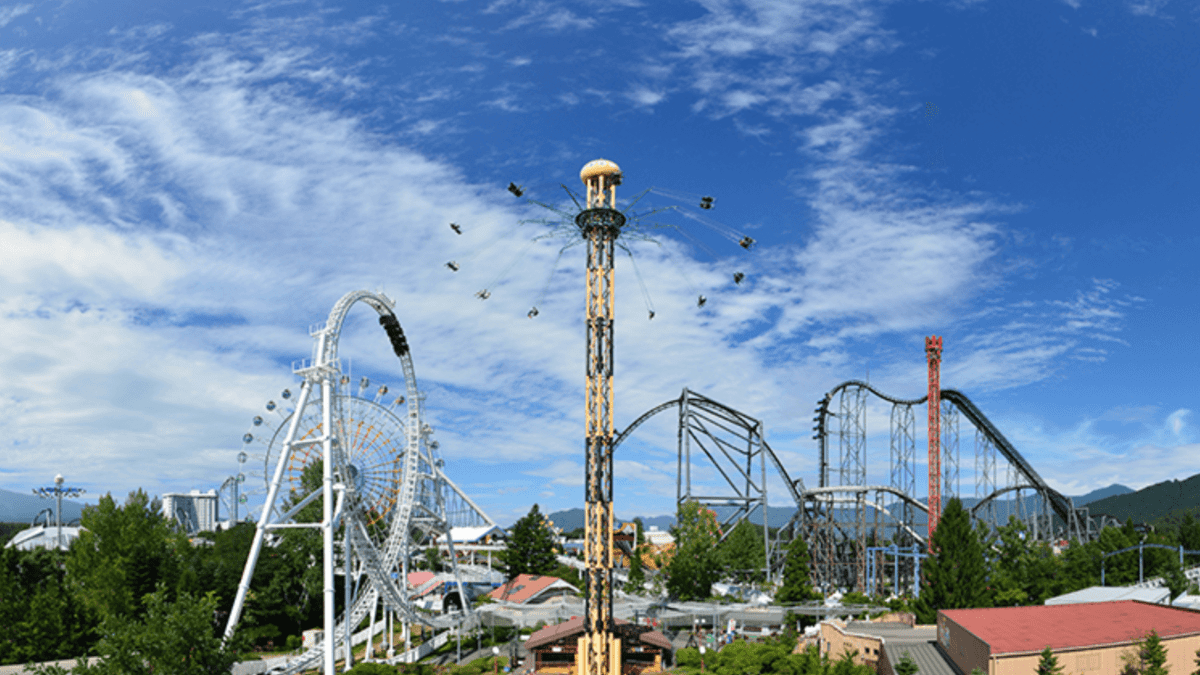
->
(576, 158), (625, 675)
(579, 208), (623, 675)
(925, 336), (943, 555)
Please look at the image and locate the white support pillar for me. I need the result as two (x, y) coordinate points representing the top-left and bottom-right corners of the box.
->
(323, 376), (336, 675)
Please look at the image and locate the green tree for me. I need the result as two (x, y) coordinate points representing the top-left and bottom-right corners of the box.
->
(0, 547), (95, 665)
(1191, 645), (1200, 675)
(775, 532), (820, 605)
(1163, 558), (1191, 603)
(632, 517), (646, 547)
(719, 519), (766, 584)
(912, 498), (992, 624)
(665, 500), (722, 601)
(894, 650), (919, 675)
(1037, 646), (1065, 675)
(1140, 629), (1170, 675)
(499, 504), (558, 579)
(1057, 537), (1104, 593)
(66, 489), (182, 626)
(425, 546), (445, 573)
(625, 544), (646, 593)
(1177, 514), (1200, 567)
(985, 517), (1062, 606)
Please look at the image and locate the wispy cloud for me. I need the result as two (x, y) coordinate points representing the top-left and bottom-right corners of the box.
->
(1127, 0), (1172, 17)
(0, 4), (31, 28)
(487, 0), (595, 31)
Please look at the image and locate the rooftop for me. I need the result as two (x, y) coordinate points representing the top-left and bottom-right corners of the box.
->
(525, 615), (672, 652)
(942, 600), (1200, 655)
(1045, 585), (1170, 605)
(882, 641), (960, 675)
(488, 573), (578, 605)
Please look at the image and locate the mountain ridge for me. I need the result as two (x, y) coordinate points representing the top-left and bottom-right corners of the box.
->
(543, 482), (1138, 533)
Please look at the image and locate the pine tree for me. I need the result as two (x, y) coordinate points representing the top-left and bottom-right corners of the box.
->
(665, 500), (722, 600)
(625, 545), (646, 593)
(500, 504), (558, 580)
(1037, 646), (1065, 675)
(912, 497), (992, 624)
(1140, 629), (1170, 675)
(775, 533), (819, 604)
(1190, 644), (1200, 675)
(895, 650), (919, 675)
(1163, 559), (1190, 604)
(720, 519), (766, 583)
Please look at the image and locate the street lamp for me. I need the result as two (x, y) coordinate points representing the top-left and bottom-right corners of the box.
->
(493, 646), (501, 674)
(699, 645), (706, 672)
(32, 474), (85, 550)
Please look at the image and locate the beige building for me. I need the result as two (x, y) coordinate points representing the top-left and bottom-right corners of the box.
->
(803, 616), (955, 675)
(939, 600), (1200, 675)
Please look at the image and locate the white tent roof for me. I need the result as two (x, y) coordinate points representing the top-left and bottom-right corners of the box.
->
(436, 525), (507, 543)
(4, 525), (85, 551)
(1044, 585), (1170, 605)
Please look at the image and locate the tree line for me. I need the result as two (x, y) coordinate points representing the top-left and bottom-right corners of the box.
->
(1, 462), (344, 671)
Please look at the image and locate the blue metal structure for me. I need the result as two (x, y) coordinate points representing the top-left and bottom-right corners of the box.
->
(865, 544), (928, 598)
(1101, 543), (1200, 586)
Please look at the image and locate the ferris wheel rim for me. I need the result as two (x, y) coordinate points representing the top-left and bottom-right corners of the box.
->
(261, 389), (410, 533)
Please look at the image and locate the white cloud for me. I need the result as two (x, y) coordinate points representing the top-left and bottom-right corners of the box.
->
(489, 0), (596, 31)
(627, 87), (665, 107)
(0, 4), (31, 28)
(1127, 0), (1171, 16)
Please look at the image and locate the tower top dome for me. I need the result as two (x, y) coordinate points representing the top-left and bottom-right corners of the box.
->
(580, 159), (622, 183)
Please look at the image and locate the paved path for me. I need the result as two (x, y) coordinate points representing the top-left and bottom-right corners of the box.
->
(0, 657), (101, 674)
(0, 655), (289, 675)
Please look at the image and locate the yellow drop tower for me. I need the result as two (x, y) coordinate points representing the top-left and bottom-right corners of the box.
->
(576, 158), (624, 675)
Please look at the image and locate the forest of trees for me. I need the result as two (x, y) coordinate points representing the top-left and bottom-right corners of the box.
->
(8, 488), (1200, 671)
(0, 463), (343, 669)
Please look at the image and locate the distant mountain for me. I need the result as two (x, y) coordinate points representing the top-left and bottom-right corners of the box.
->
(545, 508), (584, 532)
(1072, 484), (1135, 506)
(541, 480), (1165, 540)
(0, 487), (88, 524)
(546, 508), (673, 533)
(1083, 475), (1200, 527)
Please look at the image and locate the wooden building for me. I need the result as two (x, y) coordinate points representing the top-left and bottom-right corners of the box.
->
(525, 616), (673, 675)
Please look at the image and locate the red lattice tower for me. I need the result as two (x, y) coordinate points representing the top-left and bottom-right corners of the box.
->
(925, 336), (943, 555)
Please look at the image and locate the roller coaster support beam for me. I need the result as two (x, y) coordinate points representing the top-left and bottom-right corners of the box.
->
(866, 544), (928, 598)
(1101, 544), (1200, 586)
(926, 336), (942, 555)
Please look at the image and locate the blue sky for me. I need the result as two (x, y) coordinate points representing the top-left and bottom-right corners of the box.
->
(1, 0), (1196, 527)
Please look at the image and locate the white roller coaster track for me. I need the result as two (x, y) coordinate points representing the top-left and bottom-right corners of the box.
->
(224, 290), (493, 674)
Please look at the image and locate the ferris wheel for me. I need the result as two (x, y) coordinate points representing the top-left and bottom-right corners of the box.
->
(224, 290), (495, 674)
(241, 379), (414, 537)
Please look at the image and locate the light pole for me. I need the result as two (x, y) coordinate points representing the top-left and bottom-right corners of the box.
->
(699, 645), (706, 672)
(33, 474), (85, 550)
(493, 645), (501, 674)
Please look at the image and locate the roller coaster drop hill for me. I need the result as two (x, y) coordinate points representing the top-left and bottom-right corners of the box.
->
(613, 380), (1124, 597)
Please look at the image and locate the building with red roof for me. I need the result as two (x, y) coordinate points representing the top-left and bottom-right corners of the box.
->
(488, 573), (580, 605)
(939, 601), (1200, 675)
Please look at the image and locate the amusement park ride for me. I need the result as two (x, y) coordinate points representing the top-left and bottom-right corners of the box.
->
(221, 159), (1124, 673)
(225, 290), (495, 674)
